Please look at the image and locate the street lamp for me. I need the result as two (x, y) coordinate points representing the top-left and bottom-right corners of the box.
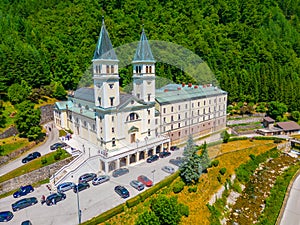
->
(151, 169), (156, 185)
(76, 185), (81, 224)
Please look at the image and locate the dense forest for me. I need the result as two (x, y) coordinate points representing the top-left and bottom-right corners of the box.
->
(0, 0), (300, 111)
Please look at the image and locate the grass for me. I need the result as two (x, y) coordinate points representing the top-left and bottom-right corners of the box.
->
(99, 140), (277, 225)
(0, 101), (16, 133)
(0, 150), (70, 183)
(0, 136), (32, 156)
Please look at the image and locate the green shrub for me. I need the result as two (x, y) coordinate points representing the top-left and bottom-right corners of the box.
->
(41, 157), (47, 165)
(54, 149), (63, 160)
(211, 160), (219, 167)
(188, 186), (197, 193)
(219, 168), (227, 175)
(179, 203), (189, 217)
(126, 195), (140, 208)
(173, 180), (185, 194)
(228, 136), (248, 142)
(232, 182), (242, 193)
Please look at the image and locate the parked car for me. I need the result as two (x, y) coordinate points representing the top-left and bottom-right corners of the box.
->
(112, 168), (129, 177)
(21, 152), (41, 163)
(170, 146), (179, 151)
(92, 175), (110, 185)
(0, 211), (13, 222)
(169, 157), (184, 167)
(57, 182), (76, 193)
(130, 180), (145, 191)
(45, 193), (66, 206)
(159, 151), (171, 158)
(13, 185), (34, 198)
(12, 197), (38, 212)
(146, 154), (159, 163)
(21, 220), (32, 225)
(50, 142), (67, 151)
(78, 173), (97, 183)
(114, 185), (130, 198)
(162, 165), (175, 174)
(137, 175), (153, 187)
(73, 183), (90, 193)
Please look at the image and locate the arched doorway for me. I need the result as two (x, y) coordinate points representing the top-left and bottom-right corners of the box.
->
(130, 154), (136, 164)
(148, 148), (153, 157)
(139, 151), (145, 160)
(120, 157), (127, 167)
(156, 145), (161, 154)
(109, 161), (116, 172)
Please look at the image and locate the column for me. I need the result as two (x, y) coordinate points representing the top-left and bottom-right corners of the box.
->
(116, 158), (120, 169)
(126, 155), (130, 166)
(104, 161), (109, 174)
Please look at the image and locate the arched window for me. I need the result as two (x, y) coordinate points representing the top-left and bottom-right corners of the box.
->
(127, 112), (139, 122)
(149, 66), (152, 73)
(112, 138), (116, 147)
(146, 66), (148, 73)
(111, 65), (114, 74)
(106, 65), (110, 74)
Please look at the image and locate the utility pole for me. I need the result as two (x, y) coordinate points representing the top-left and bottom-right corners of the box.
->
(76, 185), (81, 224)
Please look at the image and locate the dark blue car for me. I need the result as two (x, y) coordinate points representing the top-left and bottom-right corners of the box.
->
(0, 211), (13, 222)
(12, 197), (38, 211)
(13, 185), (34, 198)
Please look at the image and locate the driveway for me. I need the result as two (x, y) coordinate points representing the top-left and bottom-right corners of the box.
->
(0, 122), (59, 176)
(0, 148), (184, 225)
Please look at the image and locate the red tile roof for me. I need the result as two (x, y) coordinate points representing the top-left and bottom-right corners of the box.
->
(264, 116), (275, 123)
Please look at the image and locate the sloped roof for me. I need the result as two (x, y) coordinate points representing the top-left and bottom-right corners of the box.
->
(93, 19), (118, 60)
(276, 121), (300, 131)
(264, 116), (275, 123)
(132, 28), (155, 63)
(74, 87), (94, 103)
(55, 101), (74, 110)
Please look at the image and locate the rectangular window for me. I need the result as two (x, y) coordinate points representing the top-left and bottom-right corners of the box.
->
(178, 114), (180, 120)
(112, 127), (114, 133)
(171, 116), (174, 121)
(155, 119), (158, 125)
(198, 102), (200, 107)
(178, 105), (180, 110)
(185, 104), (188, 109)
(110, 97), (114, 106)
(178, 131), (181, 137)
(112, 116), (114, 122)
(148, 110), (150, 115)
(171, 124), (173, 130)
(171, 106), (174, 112)
(148, 119), (150, 124)
(148, 94), (151, 101)
(192, 103), (194, 108)
(163, 117), (166, 123)
(163, 108), (166, 113)
(178, 123), (181, 128)
(148, 129), (151, 136)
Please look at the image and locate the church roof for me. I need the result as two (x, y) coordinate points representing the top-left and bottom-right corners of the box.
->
(93, 19), (118, 61)
(74, 87), (95, 103)
(133, 28), (155, 63)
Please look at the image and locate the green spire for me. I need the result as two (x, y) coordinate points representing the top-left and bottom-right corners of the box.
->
(133, 28), (155, 63)
(93, 17), (118, 60)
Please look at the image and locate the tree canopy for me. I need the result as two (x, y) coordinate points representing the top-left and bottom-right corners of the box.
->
(0, 0), (300, 111)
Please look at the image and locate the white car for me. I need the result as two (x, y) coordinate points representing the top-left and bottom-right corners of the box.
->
(162, 166), (175, 174)
(57, 182), (75, 193)
(92, 175), (110, 185)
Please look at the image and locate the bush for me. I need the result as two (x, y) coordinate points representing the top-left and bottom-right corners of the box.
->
(173, 180), (185, 194)
(126, 195), (140, 208)
(54, 149), (63, 160)
(211, 160), (219, 167)
(219, 168), (227, 175)
(188, 186), (197, 193)
(41, 157), (47, 165)
(179, 203), (189, 217)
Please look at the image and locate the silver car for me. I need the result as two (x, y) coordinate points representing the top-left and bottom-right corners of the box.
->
(57, 182), (75, 193)
(162, 166), (175, 174)
(130, 180), (145, 191)
(92, 175), (110, 185)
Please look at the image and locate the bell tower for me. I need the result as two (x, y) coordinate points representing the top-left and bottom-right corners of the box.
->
(132, 28), (155, 103)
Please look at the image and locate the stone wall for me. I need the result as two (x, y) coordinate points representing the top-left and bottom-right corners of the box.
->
(0, 126), (18, 139)
(40, 104), (54, 125)
(0, 142), (36, 165)
(0, 157), (74, 195)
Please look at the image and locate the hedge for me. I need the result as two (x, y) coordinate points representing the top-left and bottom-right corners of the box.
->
(82, 203), (125, 225)
(126, 195), (141, 208)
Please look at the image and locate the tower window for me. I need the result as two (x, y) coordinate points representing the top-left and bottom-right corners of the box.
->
(149, 66), (152, 73)
(106, 65), (110, 74)
(111, 65), (114, 73)
(137, 93), (140, 99)
(110, 97), (114, 106)
(109, 84), (114, 89)
(146, 66), (148, 73)
(148, 94), (151, 101)
(112, 127), (114, 133)
(98, 97), (101, 106)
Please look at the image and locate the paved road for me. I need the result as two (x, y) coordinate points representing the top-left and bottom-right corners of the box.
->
(0, 122), (59, 176)
(0, 148), (184, 225)
(280, 174), (300, 225)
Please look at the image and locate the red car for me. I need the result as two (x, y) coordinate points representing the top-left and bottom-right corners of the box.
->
(137, 175), (153, 187)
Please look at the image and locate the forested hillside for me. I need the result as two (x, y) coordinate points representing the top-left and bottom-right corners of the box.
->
(0, 0), (300, 111)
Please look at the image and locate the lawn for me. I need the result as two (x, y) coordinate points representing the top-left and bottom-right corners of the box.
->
(100, 140), (277, 225)
(0, 136), (32, 156)
(0, 150), (71, 183)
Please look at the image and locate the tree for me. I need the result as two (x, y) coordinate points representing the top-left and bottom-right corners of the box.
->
(135, 211), (160, 225)
(7, 80), (31, 104)
(52, 81), (66, 100)
(291, 111), (300, 122)
(180, 135), (202, 184)
(15, 101), (43, 141)
(267, 101), (288, 120)
(221, 130), (230, 143)
(199, 142), (210, 171)
(150, 195), (182, 225)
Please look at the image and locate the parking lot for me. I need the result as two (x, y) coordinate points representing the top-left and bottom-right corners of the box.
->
(0, 147), (184, 224)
